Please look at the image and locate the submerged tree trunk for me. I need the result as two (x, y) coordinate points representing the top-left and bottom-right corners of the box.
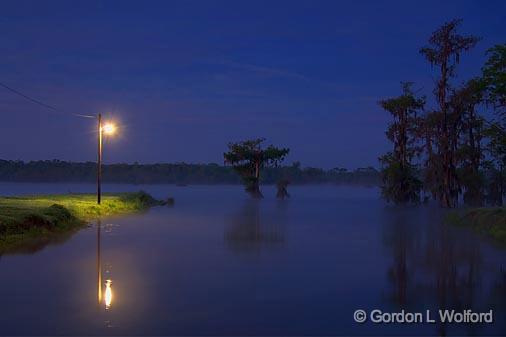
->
(276, 180), (290, 199)
(246, 181), (263, 199)
(247, 160), (263, 198)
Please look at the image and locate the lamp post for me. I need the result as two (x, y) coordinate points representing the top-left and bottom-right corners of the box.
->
(97, 114), (102, 205)
(97, 113), (116, 205)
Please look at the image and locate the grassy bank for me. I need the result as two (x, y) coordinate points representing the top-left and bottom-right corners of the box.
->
(0, 191), (164, 250)
(449, 207), (506, 243)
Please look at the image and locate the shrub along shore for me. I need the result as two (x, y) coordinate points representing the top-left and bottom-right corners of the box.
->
(0, 191), (165, 251)
(450, 207), (506, 243)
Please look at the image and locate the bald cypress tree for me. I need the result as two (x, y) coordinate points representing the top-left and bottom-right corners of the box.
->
(451, 79), (485, 206)
(224, 138), (289, 198)
(379, 83), (425, 204)
(419, 19), (479, 208)
(481, 44), (506, 205)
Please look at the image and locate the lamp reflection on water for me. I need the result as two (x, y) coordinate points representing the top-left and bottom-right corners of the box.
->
(97, 219), (114, 310)
(104, 279), (113, 310)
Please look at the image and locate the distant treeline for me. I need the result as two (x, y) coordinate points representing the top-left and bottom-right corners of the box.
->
(0, 160), (380, 185)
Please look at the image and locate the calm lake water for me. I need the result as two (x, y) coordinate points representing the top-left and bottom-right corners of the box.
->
(0, 183), (505, 336)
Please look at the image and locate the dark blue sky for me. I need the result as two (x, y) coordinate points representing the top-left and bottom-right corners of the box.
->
(1, 0), (505, 168)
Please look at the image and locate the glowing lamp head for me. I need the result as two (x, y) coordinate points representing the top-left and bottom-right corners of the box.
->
(102, 123), (116, 135)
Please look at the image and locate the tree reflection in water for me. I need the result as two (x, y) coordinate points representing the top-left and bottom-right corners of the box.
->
(224, 200), (286, 253)
(382, 207), (505, 335)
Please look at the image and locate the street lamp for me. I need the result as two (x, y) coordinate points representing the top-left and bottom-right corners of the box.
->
(97, 113), (116, 205)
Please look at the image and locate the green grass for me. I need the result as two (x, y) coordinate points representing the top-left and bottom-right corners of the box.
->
(0, 191), (164, 250)
(449, 207), (506, 243)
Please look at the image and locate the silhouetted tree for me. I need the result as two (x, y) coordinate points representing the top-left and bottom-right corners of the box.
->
(419, 19), (479, 207)
(481, 43), (505, 205)
(378, 20), (506, 208)
(484, 123), (506, 205)
(419, 110), (440, 201)
(451, 79), (485, 206)
(224, 138), (289, 198)
(379, 82), (425, 204)
(482, 44), (506, 119)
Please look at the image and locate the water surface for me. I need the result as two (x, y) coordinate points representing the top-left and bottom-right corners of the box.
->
(0, 183), (505, 336)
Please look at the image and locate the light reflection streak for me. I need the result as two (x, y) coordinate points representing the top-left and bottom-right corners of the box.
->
(105, 279), (113, 309)
(97, 219), (114, 310)
(97, 219), (102, 304)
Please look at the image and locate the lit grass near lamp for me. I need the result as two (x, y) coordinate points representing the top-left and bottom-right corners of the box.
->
(0, 191), (165, 250)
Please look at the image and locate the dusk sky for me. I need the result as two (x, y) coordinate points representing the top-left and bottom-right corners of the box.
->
(1, 0), (505, 168)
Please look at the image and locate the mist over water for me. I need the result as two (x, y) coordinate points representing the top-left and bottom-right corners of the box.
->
(0, 183), (505, 335)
